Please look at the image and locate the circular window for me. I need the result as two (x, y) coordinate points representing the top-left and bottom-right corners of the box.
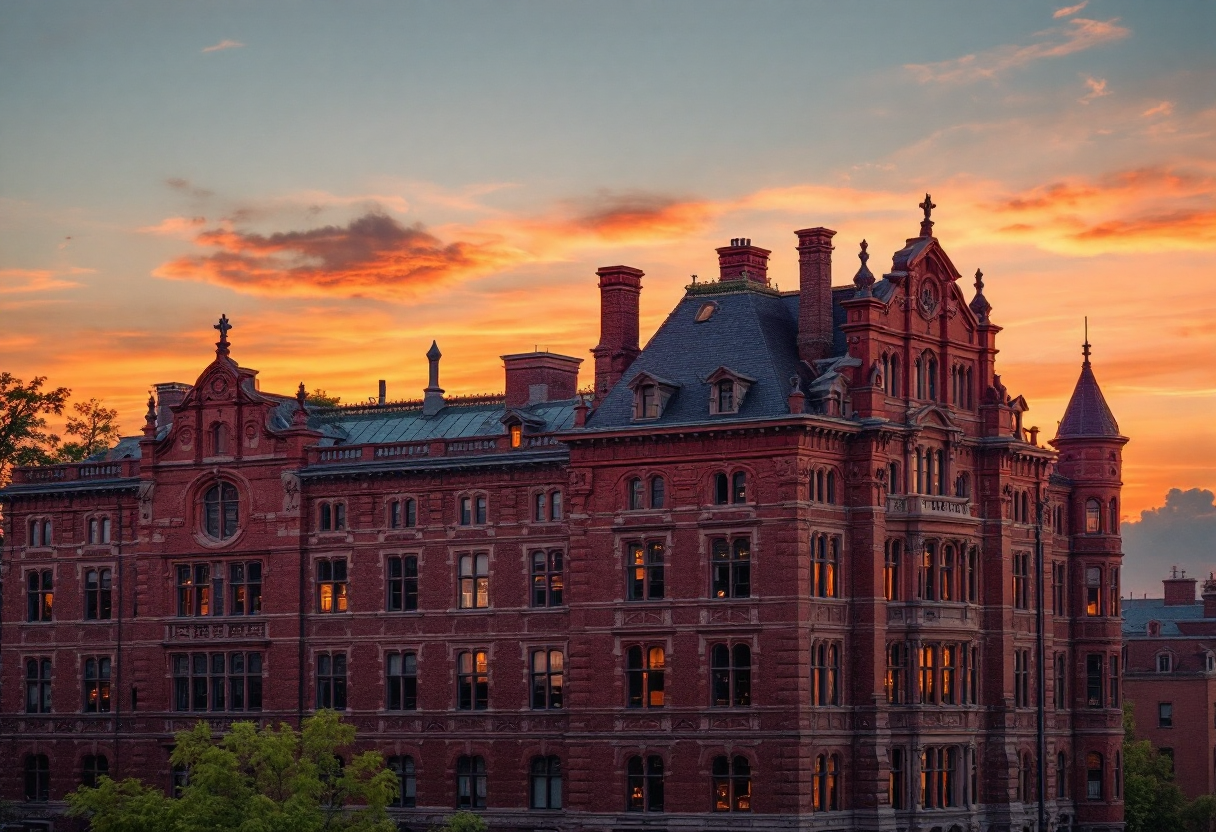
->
(203, 482), (239, 540)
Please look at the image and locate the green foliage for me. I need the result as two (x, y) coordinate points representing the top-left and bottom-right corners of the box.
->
(306, 388), (341, 408)
(0, 372), (70, 484)
(431, 812), (488, 832)
(56, 397), (122, 462)
(67, 710), (397, 832)
(1123, 701), (1216, 832)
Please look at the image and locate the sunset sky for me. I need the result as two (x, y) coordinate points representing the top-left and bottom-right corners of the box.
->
(2, 1), (1214, 593)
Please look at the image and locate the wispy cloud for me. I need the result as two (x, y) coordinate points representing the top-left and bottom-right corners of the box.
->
(201, 39), (245, 54)
(1142, 101), (1175, 118)
(1053, 1), (1088, 18)
(138, 216), (207, 237)
(0, 267), (91, 294)
(906, 17), (1131, 83)
(1079, 76), (1110, 104)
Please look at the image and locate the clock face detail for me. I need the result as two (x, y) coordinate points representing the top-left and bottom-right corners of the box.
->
(918, 278), (940, 318)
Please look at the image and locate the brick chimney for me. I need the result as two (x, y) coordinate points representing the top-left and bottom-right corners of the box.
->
(795, 227), (836, 364)
(503, 352), (582, 407)
(1203, 576), (1216, 618)
(154, 382), (192, 428)
(592, 265), (643, 407)
(715, 238), (771, 286)
(1163, 569), (1198, 606)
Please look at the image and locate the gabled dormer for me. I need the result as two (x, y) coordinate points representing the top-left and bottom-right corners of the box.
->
(500, 409), (547, 448)
(628, 371), (679, 421)
(704, 366), (756, 416)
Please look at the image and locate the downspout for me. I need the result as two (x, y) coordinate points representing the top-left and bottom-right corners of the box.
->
(1035, 481), (1047, 832)
(115, 495), (124, 767)
(298, 476), (307, 727)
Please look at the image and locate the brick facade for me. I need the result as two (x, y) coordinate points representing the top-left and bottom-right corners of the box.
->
(0, 201), (1127, 831)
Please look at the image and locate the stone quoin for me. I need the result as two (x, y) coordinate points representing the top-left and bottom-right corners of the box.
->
(0, 198), (1127, 831)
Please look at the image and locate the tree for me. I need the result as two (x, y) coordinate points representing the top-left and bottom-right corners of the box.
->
(67, 710), (398, 832)
(1123, 701), (1216, 832)
(56, 397), (122, 462)
(432, 812), (488, 832)
(306, 388), (342, 408)
(0, 373), (70, 485)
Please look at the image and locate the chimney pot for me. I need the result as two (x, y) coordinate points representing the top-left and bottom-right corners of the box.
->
(716, 239), (771, 286)
(1163, 575), (1199, 606)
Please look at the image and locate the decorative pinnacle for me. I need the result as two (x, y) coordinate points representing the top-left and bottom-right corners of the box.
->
(969, 267), (992, 323)
(919, 193), (936, 237)
(145, 393), (156, 420)
(1082, 316), (1092, 365)
(214, 314), (232, 355)
(293, 382), (308, 426)
(853, 239), (875, 297)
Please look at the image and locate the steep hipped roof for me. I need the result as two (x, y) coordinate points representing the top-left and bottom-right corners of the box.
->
(1056, 343), (1120, 439)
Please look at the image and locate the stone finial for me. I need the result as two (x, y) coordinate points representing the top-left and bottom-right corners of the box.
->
(214, 314), (232, 356)
(423, 340), (446, 417)
(969, 268), (992, 324)
(293, 382), (308, 426)
(573, 395), (590, 428)
(853, 239), (875, 297)
(919, 193), (936, 237)
(142, 392), (157, 437)
(787, 375), (806, 414)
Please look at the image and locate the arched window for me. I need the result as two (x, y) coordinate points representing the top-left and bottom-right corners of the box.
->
(915, 449), (925, 494)
(926, 354), (938, 400)
(710, 643), (751, 707)
(626, 755), (664, 812)
(549, 490), (562, 520)
(530, 756), (562, 810)
(934, 450), (945, 496)
(1019, 752), (1033, 802)
(320, 502), (332, 531)
(212, 423), (229, 455)
(813, 753), (841, 811)
(889, 461), (902, 495)
(1086, 752), (1104, 800)
(24, 753), (50, 801)
(889, 354), (901, 397)
(628, 478), (644, 510)
(815, 469), (825, 502)
(712, 756), (751, 812)
(811, 534), (839, 598)
(826, 470), (837, 504)
(711, 538), (750, 599)
(534, 492), (547, 522)
(884, 539), (902, 601)
(915, 356), (924, 399)
(456, 755), (487, 809)
(714, 473), (729, 505)
(649, 477), (665, 509)
(1110, 498), (1119, 533)
(955, 472), (970, 499)
(1085, 499), (1102, 534)
(204, 482), (239, 540)
(731, 471), (747, 504)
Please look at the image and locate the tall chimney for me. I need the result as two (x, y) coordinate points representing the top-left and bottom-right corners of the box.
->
(378, 379), (387, 405)
(716, 238), (771, 286)
(795, 227), (836, 364)
(422, 341), (445, 416)
(592, 265), (643, 407)
(1203, 575), (1216, 618)
(1163, 570), (1198, 606)
(154, 382), (192, 429)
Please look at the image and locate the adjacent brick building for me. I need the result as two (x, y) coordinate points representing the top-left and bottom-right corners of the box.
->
(1, 199), (1128, 831)
(1123, 573), (1216, 801)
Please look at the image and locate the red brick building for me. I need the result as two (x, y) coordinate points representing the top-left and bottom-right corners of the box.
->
(1123, 573), (1216, 801)
(1, 199), (1128, 831)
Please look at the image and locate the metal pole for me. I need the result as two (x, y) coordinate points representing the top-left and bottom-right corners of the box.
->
(1035, 488), (1047, 831)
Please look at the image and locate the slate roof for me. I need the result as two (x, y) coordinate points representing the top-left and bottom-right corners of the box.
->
(1056, 357), (1121, 439)
(585, 282), (854, 430)
(312, 399), (577, 445)
(1123, 598), (1206, 637)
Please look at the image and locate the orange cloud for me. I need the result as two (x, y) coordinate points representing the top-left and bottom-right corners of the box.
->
(1078, 76), (1110, 104)
(1142, 101), (1175, 118)
(0, 267), (90, 293)
(906, 17), (1130, 83)
(1054, 1), (1088, 18)
(202, 39), (245, 54)
(138, 216), (207, 236)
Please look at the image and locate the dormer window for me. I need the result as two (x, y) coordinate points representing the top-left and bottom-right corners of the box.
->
(629, 373), (679, 422)
(705, 367), (755, 416)
(509, 424), (522, 448)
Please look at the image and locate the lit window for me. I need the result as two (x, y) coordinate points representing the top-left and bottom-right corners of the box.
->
(1085, 498), (1102, 534)
(712, 756), (751, 812)
(530, 649), (564, 709)
(83, 657), (112, 713)
(711, 537), (751, 599)
(1086, 567), (1102, 616)
(317, 560), (349, 613)
(626, 755), (664, 812)
(459, 553), (489, 609)
(531, 550), (564, 607)
(26, 570), (54, 622)
(625, 645), (665, 708)
(812, 753), (841, 811)
(456, 650), (489, 710)
(695, 302), (717, 322)
(626, 541), (665, 600)
(1086, 752), (1103, 800)
(510, 423), (522, 448)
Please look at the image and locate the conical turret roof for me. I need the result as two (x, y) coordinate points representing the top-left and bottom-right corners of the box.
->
(1056, 340), (1120, 439)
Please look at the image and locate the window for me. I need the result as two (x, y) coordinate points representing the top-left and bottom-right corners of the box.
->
(921, 746), (958, 808)
(171, 764), (190, 798)
(888, 461), (902, 494)
(1086, 752), (1103, 800)
(1115, 750), (1122, 799)
(1109, 654), (1120, 706)
(714, 472), (729, 505)
(710, 643), (751, 707)
(1053, 563), (1067, 615)
(639, 384), (659, 419)
(1055, 653), (1067, 710)
(212, 422), (229, 455)
(389, 498), (416, 529)
(27, 569), (53, 621)
(919, 542), (936, 600)
(533, 491), (546, 521)
(884, 539), (902, 601)
(732, 471), (747, 503)
(550, 490), (562, 520)
(459, 497), (472, 525)
(474, 496), (486, 524)
(811, 533), (839, 598)
(82, 754), (109, 789)
(650, 477), (665, 509)
(627, 755), (664, 812)
(626, 541), (665, 600)
(229, 562), (262, 615)
(1085, 498), (1102, 534)
(626, 645), (665, 708)
(1057, 752), (1068, 799)
(885, 642), (908, 704)
(890, 747), (906, 809)
(315, 652), (346, 710)
(712, 756), (751, 812)
(318, 500), (346, 531)
(1013, 552), (1030, 609)
(886, 353), (901, 397)
(1110, 567), (1121, 617)
(1086, 566), (1102, 616)
(83, 657), (112, 713)
(716, 380), (735, 413)
(509, 422), (522, 448)
(1110, 498), (1119, 533)
(812, 753), (841, 811)
(386, 652), (417, 710)
(919, 644), (937, 704)
(387, 556), (419, 612)
(1086, 654), (1103, 707)
(939, 544), (955, 601)
(87, 515), (112, 545)
(24, 754), (50, 802)
(627, 477), (644, 510)
(172, 651), (263, 712)
(1014, 649), (1030, 708)
(317, 560), (349, 613)
(456, 650), (489, 710)
(532, 550), (564, 607)
(204, 483), (239, 540)
(456, 755), (487, 809)
(941, 644), (957, 705)
(29, 517), (52, 547)
(388, 756), (416, 808)
(1159, 701), (1173, 728)
(458, 553), (489, 609)
(711, 537), (751, 599)
(26, 658), (52, 713)
(530, 649), (564, 709)
(530, 756), (562, 810)
(811, 641), (841, 706)
(1157, 652), (1173, 673)
(81, 568), (113, 621)
(176, 564), (212, 617)
(1019, 752), (1033, 803)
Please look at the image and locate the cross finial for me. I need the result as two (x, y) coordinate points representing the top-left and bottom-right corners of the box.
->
(214, 314), (232, 355)
(919, 193), (936, 236)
